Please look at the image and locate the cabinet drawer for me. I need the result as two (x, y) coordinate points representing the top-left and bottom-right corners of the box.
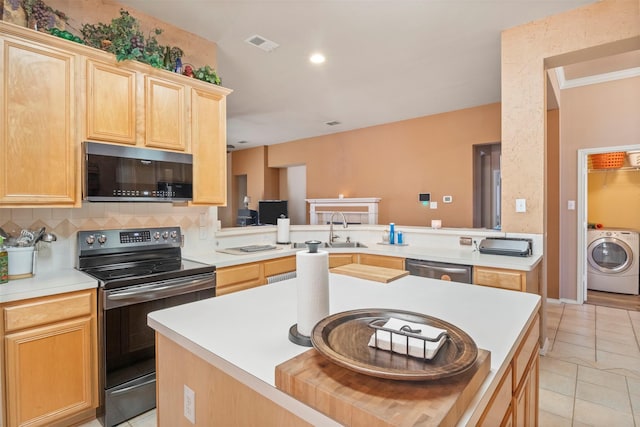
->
(264, 256), (296, 277)
(4, 290), (94, 333)
(513, 315), (540, 390)
(358, 254), (404, 270)
(217, 263), (263, 288)
(474, 267), (524, 291)
(479, 365), (513, 426)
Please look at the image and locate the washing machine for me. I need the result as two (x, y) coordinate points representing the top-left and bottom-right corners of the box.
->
(587, 229), (640, 295)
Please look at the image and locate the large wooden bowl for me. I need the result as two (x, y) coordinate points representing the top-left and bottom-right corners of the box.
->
(311, 308), (478, 381)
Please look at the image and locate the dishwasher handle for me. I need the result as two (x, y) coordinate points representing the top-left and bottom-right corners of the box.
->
(410, 264), (470, 275)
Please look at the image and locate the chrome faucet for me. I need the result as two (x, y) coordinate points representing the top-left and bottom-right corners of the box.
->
(329, 211), (348, 243)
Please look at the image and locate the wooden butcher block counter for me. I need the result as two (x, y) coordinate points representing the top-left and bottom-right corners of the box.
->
(275, 348), (491, 427)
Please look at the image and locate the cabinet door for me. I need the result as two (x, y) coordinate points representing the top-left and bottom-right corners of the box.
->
(217, 263), (263, 295)
(0, 37), (77, 206)
(329, 254), (357, 268)
(359, 254), (404, 270)
(145, 76), (186, 150)
(86, 59), (136, 144)
(5, 317), (95, 426)
(191, 88), (227, 204)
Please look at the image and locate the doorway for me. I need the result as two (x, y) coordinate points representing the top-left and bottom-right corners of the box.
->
(473, 143), (501, 229)
(577, 145), (640, 307)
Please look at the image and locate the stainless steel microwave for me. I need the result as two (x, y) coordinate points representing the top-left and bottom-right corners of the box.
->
(83, 142), (193, 202)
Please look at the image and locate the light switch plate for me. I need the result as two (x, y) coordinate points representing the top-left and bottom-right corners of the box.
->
(430, 201), (438, 209)
(568, 200), (576, 210)
(515, 198), (526, 213)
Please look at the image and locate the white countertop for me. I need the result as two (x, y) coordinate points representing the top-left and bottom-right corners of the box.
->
(185, 242), (542, 271)
(148, 273), (541, 426)
(0, 268), (98, 303)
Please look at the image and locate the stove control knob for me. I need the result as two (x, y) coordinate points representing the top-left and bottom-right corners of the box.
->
(162, 231), (169, 240)
(170, 230), (178, 239)
(85, 235), (95, 245)
(153, 231), (161, 240)
(97, 234), (107, 245)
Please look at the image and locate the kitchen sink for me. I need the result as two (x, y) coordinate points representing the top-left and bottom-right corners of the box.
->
(291, 241), (367, 249)
(327, 242), (367, 248)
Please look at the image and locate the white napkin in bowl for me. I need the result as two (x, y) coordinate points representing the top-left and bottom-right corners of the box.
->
(368, 317), (448, 359)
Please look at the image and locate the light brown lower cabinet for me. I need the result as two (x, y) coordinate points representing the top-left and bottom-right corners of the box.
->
(478, 314), (540, 426)
(2, 289), (98, 427)
(216, 262), (264, 295)
(358, 253), (405, 270)
(473, 265), (540, 294)
(328, 253), (357, 268)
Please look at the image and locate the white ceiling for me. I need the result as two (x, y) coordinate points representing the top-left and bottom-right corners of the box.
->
(118, 0), (599, 150)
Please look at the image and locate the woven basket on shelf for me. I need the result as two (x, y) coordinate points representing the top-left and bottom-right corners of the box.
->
(589, 152), (625, 169)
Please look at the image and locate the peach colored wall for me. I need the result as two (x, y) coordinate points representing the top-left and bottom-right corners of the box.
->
(588, 170), (640, 229)
(501, 0), (639, 236)
(231, 146), (280, 214)
(502, 0), (640, 302)
(268, 103), (501, 227)
(11, 0), (217, 68)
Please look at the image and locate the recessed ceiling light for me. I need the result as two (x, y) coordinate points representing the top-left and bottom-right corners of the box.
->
(310, 53), (326, 64)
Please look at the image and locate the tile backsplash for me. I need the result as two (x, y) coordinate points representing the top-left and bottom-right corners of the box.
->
(0, 203), (217, 274)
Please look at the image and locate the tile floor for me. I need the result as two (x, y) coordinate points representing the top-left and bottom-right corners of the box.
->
(542, 301), (640, 426)
(79, 301), (640, 427)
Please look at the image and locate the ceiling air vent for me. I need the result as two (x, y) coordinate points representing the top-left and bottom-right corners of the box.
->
(325, 121), (341, 126)
(245, 35), (279, 52)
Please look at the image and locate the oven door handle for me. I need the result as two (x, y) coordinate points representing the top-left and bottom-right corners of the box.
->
(106, 276), (214, 300)
(110, 378), (156, 396)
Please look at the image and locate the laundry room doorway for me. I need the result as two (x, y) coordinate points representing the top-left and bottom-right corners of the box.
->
(577, 145), (640, 308)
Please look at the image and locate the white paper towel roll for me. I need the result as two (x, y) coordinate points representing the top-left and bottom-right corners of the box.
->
(295, 250), (329, 336)
(277, 218), (290, 243)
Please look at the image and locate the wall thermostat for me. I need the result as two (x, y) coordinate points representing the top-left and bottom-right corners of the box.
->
(443, 195), (453, 203)
(419, 193), (430, 206)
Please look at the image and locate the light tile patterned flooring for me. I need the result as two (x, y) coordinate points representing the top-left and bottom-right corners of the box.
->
(79, 301), (640, 427)
(542, 301), (640, 426)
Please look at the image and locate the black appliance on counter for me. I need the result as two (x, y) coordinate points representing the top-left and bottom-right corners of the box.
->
(77, 227), (215, 427)
(479, 237), (533, 257)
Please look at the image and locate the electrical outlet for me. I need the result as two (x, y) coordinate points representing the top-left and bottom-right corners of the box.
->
(515, 198), (526, 213)
(184, 384), (195, 424)
(459, 237), (472, 246)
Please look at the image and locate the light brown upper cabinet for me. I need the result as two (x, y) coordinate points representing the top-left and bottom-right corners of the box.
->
(0, 32), (79, 206)
(85, 59), (137, 144)
(144, 76), (187, 151)
(191, 88), (228, 205)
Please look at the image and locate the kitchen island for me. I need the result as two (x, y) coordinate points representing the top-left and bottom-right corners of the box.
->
(148, 272), (540, 426)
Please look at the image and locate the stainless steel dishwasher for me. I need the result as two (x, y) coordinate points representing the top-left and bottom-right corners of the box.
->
(405, 258), (472, 283)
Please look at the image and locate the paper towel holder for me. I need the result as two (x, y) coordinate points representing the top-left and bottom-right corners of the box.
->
(288, 324), (313, 347)
(288, 239), (325, 347)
